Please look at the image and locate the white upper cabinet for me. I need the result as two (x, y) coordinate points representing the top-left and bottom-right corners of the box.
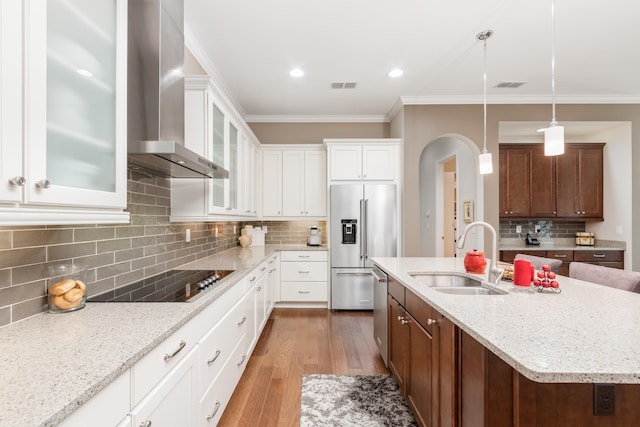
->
(261, 146), (326, 219)
(171, 76), (258, 221)
(0, 0), (129, 225)
(326, 139), (400, 182)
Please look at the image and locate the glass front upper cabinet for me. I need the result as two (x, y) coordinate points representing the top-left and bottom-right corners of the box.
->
(24, 0), (127, 208)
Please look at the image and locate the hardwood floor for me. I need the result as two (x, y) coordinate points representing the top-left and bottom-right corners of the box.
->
(218, 308), (389, 427)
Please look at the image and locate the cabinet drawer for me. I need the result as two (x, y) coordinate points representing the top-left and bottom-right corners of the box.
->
(388, 277), (405, 306)
(574, 250), (623, 263)
(198, 297), (248, 397)
(500, 250), (543, 263)
(280, 250), (327, 262)
(405, 289), (435, 335)
(199, 335), (248, 426)
(280, 282), (327, 301)
(545, 250), (574, 262)
(280, 262), (327, 281)
(131, 318), (201, 404)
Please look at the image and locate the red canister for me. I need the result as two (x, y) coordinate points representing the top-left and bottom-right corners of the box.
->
(513, 259), (533, 287)
(464, 250), (487, 274)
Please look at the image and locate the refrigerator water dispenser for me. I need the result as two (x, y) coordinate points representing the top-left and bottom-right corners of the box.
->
(341, 220), (357, 244)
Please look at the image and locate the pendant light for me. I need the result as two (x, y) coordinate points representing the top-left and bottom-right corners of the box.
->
(542, 0), (564, 156)
(477, 30), (493, 175)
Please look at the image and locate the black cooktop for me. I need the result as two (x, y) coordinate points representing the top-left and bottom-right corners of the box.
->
(87, 269), (235, 303)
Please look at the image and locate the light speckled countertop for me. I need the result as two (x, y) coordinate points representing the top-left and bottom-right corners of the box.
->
(372, 256), (640, 384)
(0, 244), (326, 427)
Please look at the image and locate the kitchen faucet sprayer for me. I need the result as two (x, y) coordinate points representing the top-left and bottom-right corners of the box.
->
(457, 221), (504, 285)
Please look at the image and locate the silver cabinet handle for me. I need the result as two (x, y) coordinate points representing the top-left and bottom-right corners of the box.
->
(401, 319), (410, 325)
(140, 421), (152, 427)
(163, 340), (186, 361)
(298, 255), (310, 258)
(257, 286), (262, 292)
(249, 276), (256, 282)
(260, 267), (266, 272)
(298, 270), (310, 274)
(298, 290), (310, 294)
(237, 316), (247, 326)
(237, 354), (246, 367)
(397, 315), (404, 321)
(593, 254), (606, 258)
(427, 318), (438, 325)
(206, 401), (221, 421)
(36, 179), (51, 189)
(9, 176), (25, 186)
(554, 254), (567, 258)
(207, 349), (221, 365)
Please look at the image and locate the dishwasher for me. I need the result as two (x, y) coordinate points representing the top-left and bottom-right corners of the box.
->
(372, 265), (388, 367)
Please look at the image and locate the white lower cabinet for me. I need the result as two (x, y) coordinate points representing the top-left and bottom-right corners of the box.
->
(279, 251), (328, 304)
(130, 346), (199, 427)
(59, 370), (130, 427)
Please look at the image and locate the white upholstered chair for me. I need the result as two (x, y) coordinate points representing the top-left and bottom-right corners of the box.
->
(514, 253), (563, 273)
(569, 262), (640, 293)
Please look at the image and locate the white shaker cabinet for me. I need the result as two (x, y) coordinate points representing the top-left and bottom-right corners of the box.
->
(326, 139), (400, 182)
(261, 145), (326, 219)
(0, 0), (129, 225)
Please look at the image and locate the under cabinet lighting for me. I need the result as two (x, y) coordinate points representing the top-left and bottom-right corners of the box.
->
(388, 69), (403, 78)
(289, 68), (304, 77)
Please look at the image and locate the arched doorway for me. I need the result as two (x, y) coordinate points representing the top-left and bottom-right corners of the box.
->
(418, 135), (485, 257)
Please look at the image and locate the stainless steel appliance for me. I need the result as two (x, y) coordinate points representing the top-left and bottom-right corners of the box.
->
(307, 225), (322, 246)
(126, 0), (228, 179)
(88, 269), (235, 302)
(330, 184), (397, 310)
(372, 265), (389, 366)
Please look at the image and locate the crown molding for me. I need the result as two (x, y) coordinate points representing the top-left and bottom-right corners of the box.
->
(244, 115), (388, 123)
(399, 94), (640, 105)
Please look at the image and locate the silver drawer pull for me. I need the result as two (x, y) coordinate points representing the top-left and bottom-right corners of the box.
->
(298, 290), (310, 294)
(593, 254), (606, 258)
(206, 401), (221, 421)
(163, 340), (186, 361)
(554, 254), (567, 258)
(427, 318), (439, 325)
(237, 316), (247, 326)
(36, 179), (51, 189)
(260, 267), (266, 272)
(249, 276), (256, 282)
(140, 421), (152, 427)
(207, 349), (222, 365)
(257, 286), (262, 292)
(298, 255), (310, 258)
(298, 270), (310, 274)
(9, 176), (25, 186)
(237, 354), (247, 367)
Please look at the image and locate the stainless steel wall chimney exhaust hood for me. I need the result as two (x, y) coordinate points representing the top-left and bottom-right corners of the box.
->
(127, 0), (228, 179)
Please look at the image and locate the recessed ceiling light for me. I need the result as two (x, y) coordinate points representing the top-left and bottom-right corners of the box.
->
(289, 68), (304, 77)
(388, 68), (403, 78)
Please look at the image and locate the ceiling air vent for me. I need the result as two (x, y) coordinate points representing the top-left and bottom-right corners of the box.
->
(495, 81), (527, 88)
(330, 82), (357, 89)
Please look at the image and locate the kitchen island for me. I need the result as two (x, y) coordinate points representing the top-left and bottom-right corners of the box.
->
(373, 256), (640, 426)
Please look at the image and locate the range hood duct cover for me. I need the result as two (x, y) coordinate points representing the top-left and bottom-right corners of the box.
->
(127, 0), (228, 179)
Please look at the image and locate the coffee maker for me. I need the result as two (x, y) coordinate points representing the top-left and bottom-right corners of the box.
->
(307, 225), (322, 246)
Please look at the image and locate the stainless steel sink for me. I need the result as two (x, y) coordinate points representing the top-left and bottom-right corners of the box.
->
(433, 287), (507, 295)
(409, 273), (483, 288)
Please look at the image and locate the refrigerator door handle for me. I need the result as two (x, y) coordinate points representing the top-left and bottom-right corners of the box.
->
(363, 198), (369, 259)
(359, 199), (365, 259)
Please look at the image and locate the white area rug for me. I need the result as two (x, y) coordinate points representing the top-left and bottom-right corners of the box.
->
(300, 374), (417, 427)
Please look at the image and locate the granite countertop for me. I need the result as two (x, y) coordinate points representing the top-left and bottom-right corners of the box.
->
(372, 256), (640, 384)
(500, 237), (626, 251)
(0, 244), (327, 427)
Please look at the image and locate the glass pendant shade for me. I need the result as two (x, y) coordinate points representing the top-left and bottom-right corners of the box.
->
(479, 151), (493, 175)
(544, 124), (565, 156)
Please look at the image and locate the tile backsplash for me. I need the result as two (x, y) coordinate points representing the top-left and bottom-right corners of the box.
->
(499, 220), (586, 240)
(0, 170), (331, 327)
(0, 170), (241, 327)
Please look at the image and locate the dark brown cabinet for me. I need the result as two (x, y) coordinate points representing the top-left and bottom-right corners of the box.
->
(499, 143), (604, 220)
(500, 249), (623, 275)
(499, 146), (531, 218)
(388, 286), (457, 427)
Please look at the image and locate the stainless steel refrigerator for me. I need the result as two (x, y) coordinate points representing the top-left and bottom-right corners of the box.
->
(330, 184), (397, 310)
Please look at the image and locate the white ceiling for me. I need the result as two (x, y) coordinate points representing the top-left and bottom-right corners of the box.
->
(184, 0), (640, 123)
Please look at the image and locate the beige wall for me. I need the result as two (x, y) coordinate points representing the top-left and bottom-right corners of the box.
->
(249, 122), (389, 144)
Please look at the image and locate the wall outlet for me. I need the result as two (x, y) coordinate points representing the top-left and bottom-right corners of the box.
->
(233, 225), (237, 234)
(616, 226), (623, 235)
(516, 225), (522, 233)
(594, 384), (615, 416)
(185, 228), (191, 243)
